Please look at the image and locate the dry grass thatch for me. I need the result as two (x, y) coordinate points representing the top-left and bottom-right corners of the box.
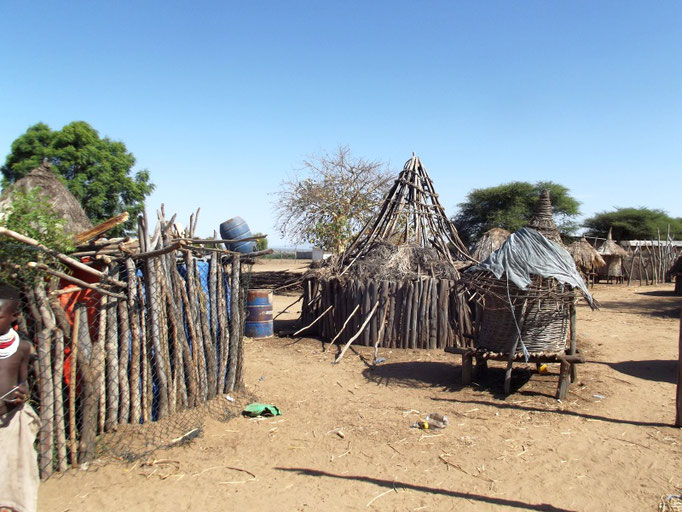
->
(598, 228), (627, 257)
(309, 241), (459, 281)
(0, 162), (92, 235)
(567, 237), (606, 273)
(471, 227), (510, 262)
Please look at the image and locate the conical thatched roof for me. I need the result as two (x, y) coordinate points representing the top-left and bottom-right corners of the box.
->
(567, 236), (606, 273)
(471, 227), (510, 262)
(527, 189), (562, 244)
(0, 162), (92, 235)
(598, 228), (627, 257)
(340, 154), (474, 274)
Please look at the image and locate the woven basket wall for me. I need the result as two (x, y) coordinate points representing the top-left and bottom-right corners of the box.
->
(467, 274), (573, 354)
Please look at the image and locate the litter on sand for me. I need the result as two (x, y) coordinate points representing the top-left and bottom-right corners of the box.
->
(242, 403), (282, 417)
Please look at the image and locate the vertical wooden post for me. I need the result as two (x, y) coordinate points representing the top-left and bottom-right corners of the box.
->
(226, 254), (241, 392)
(69, 307), (80, 467)
(569, 304), (578, 383)
(675, 310), (682, 427)
(461, 352), (473, 385)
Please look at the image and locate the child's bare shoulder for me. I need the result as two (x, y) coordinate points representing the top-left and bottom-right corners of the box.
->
(18, 339), (34, 359)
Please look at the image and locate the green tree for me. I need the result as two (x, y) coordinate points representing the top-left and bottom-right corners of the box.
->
(274, 145), (393, 252)
(2, 121), (154, 234)
(0, 188), (74, 285)
(583, 207), (682, 240)
(452, 181), (581, 246)
(253, 232), (268, 252)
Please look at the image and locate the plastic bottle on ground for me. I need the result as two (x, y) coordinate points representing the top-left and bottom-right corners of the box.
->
(425, 413), (448, 428)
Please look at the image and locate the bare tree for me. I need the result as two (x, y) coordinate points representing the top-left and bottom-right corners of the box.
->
(275, 145), (393, 252)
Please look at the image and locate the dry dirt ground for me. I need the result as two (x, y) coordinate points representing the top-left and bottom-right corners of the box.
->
(40, 260), (682, 512)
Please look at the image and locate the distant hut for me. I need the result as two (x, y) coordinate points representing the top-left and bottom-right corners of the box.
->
(0, 161), (92, 235)
(300, 154), (476, 353)
(471, 227), (510, 262)
(527, 189), (562, 244)
(667, 254), (682, 295)
(567, 237), (606, 286)
(597, 228), (628, 283)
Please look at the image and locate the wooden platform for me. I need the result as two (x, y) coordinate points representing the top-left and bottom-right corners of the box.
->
(445, 346), (585, 399)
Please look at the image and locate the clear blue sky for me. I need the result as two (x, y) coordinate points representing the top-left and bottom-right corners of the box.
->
(1, 1), (680, 247)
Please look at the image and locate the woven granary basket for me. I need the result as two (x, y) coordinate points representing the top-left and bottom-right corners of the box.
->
(465, 273), (574, 354)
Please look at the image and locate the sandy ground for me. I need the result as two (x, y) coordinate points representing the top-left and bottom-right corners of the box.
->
(39, 260), (682, 512)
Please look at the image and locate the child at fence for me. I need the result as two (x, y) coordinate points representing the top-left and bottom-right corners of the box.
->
(0, 284), (39, 512)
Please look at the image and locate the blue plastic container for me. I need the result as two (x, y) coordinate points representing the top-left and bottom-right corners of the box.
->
(244, 289), (274, 338)
(220, 217), (255, 253)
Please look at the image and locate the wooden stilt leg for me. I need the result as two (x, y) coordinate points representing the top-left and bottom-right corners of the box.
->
(557, 360), (570, 399)
(569, 305), (577, 383)
(475, 355), (487, 377)
(504, 361), (513, 395)
(461, 353), (473, 385)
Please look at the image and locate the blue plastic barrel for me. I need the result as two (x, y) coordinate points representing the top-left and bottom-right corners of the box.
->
(244, 289), (274, 338)
(220, 216), (255, 253)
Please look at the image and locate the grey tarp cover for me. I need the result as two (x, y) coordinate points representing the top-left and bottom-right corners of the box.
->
(467, 227), (594, 307)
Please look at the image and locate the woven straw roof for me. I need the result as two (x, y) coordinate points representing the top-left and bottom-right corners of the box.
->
(598, 228), (627, 257)
(0, 162), (92, 235)
(567, 237), (606, 273)
(526, 189), (562, 244)
(471, 227), (510, 262)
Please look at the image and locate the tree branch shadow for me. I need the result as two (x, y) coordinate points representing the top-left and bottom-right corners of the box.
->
(274, 467), (576, 512)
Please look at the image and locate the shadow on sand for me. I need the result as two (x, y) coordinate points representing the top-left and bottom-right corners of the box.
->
(274, 467), (577, 512)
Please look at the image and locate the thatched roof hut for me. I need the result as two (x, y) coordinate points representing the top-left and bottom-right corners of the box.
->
(567, 237), (606, 275)
(301, 154), (474, 352)
(471, 227), (510, 262)
(527, 189), (562, 244)
(597, 228), (627, 281)
(0, 162), (92, 235)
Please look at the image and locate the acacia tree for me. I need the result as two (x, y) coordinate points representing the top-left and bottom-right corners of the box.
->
(2, 121), (154, 234)
(275, 145), (394, 252)
(452, 181), (580, 245)
(583, 207), (682, 240)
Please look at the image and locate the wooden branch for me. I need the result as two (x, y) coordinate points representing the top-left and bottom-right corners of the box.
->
(293, 305), (333, 336)
(175, 235), (267, 244)
(0, 227), (125, 287)
(335, 300), (380, 363)
(69, 307), (80, 467)
(675, 310), (682, 427)
(273, 295), (303, 321)
(328, 304), (360, 348)
(74, 212), (130, 245)
(27, 262), (126, 300)
(135, 241), (185, 260)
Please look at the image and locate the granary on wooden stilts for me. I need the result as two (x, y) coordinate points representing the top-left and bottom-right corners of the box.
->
(471, 227), (510, 262)
(455, 227), (597, 396)
(597, 228), (628, 283)
(567, 236), (606, 286)
(300, 154), (476, 357)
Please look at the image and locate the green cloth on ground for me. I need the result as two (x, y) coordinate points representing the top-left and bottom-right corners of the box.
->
(242, 402), (282, 417)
